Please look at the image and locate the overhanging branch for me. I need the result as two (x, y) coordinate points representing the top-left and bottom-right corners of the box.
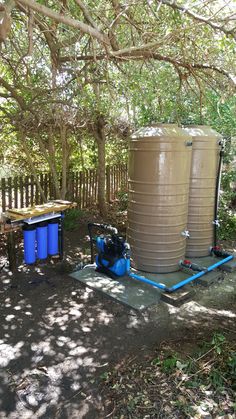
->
(59, 48), (236, 88)
(160, 0), (236, 40)
(16, 0), (110, 46)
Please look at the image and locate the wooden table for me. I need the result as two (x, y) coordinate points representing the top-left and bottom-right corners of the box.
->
(4, 200), (77, 221)
(0, 200), (77, 271)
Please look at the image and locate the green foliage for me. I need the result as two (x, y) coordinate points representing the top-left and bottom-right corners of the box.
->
(149, 333), (235, 391)
(211, 332), (226, 355)
(160, 355), (178, 373)
(116, 185), (128, 211)
(101, 332), (236, 418)
(0, 0), (236, 217)
(64, 208), (84, 231)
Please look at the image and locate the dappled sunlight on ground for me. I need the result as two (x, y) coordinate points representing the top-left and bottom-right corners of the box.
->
(0, 253), (236, 418)
(0, 264), (155, 418)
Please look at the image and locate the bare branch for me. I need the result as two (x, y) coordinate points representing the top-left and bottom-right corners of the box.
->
(16, 0), (110, 45)
(160, 0), (236, 39)
(74, 0), (100, 31)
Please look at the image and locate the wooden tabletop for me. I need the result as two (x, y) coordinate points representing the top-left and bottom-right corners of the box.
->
(3, 200), (77, 222)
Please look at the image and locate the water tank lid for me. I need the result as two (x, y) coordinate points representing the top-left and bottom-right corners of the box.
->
(131, 124), (189, 139)
(184, 125), (222, 138)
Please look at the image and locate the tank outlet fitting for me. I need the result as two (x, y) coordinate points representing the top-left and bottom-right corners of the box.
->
(185, 140), (193, 146)
(181, 230), (190, 238)
(212, 219), (220, 227)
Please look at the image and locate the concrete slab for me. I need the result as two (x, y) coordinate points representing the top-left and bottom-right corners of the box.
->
(70, 255), (234, 311)
(70, 266), (200, 310)
(70, 267), (162, 310)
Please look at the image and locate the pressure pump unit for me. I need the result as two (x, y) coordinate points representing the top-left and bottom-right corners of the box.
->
(88, 223), (130, 278)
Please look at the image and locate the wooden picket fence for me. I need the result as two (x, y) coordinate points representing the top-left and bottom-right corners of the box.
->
(0, 164), (128, 212)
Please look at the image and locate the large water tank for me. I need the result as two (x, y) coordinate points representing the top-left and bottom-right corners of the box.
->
(184, 125), (221, 257)
(127, 124), (192, 273)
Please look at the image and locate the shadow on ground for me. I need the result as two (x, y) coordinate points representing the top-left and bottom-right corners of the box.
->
(0, 224), (236, 418)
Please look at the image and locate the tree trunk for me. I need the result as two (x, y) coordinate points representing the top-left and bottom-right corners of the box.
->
(37, 133), (61, 198)
(94, 116), (107, 217)
(19, 131), (47, 202)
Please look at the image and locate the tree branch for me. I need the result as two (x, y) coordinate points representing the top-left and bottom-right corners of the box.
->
(0, 76), (27, 109)
(16, 0), (110, 45)
(74, 0), (100, 31)
(160, 0), (236, 39)
(59, 47), (236, 87)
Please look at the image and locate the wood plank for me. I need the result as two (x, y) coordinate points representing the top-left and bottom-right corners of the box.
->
(94, 170), (98, 202)
(40, 173), (44, 204)
(30, 175), (34, 206)
(89, 169), (92, 205)
(14, 176), (18, 208)
(35, 178), (39, 205)
(19, 176), (24, 208)
(25, 175), (29, 207)
(75, 171), (79, 202)
(1, 178), (6, 212)
(5, 200), (77, 221)
(106, 166), (110, 203)
(79, 171), (82, 209)
(8, 177), (12, 209)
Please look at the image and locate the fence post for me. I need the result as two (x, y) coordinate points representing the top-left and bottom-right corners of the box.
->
(14, 176), (18, 208)
(106, 166), (110, 203)
(1, 178), (6, 212)
(8, 177), (12, 209)
(25, 175), (29, 207)
(19, 176), (24, 208)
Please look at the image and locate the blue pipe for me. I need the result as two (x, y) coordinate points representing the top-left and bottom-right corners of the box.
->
(128, 272), (167, 291)
(128, 255), (233, 293)
(169, 255), (233, 292)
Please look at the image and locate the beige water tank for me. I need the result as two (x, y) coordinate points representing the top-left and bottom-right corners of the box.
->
(127, 124), (192, 273)
(184, 125), (221, 257)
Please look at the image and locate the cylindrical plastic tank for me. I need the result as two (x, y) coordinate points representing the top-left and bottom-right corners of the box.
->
(23, 224), (36, 264)
(127, 124), (192, 273)
(48, 218), (59, 256)
(36, 221), (48, 260)
(184, 125), (221, 257)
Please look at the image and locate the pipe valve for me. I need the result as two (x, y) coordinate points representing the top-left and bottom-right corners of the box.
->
(181, 230), (190, 238)
(212, 219), (220, 227)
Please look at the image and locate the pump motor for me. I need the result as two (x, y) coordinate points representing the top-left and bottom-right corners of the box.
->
(88, 223), (130, 278)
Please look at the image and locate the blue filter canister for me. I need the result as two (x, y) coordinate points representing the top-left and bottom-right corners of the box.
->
(23, 224), (36, 264)
(48, 218), (59, 256)
(36, 221), (48, 260)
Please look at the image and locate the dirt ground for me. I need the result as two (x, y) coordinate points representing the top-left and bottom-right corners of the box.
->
(0, 209), (236, 418)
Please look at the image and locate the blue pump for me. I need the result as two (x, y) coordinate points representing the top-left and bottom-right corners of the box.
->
(88, 223), (130, 278)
